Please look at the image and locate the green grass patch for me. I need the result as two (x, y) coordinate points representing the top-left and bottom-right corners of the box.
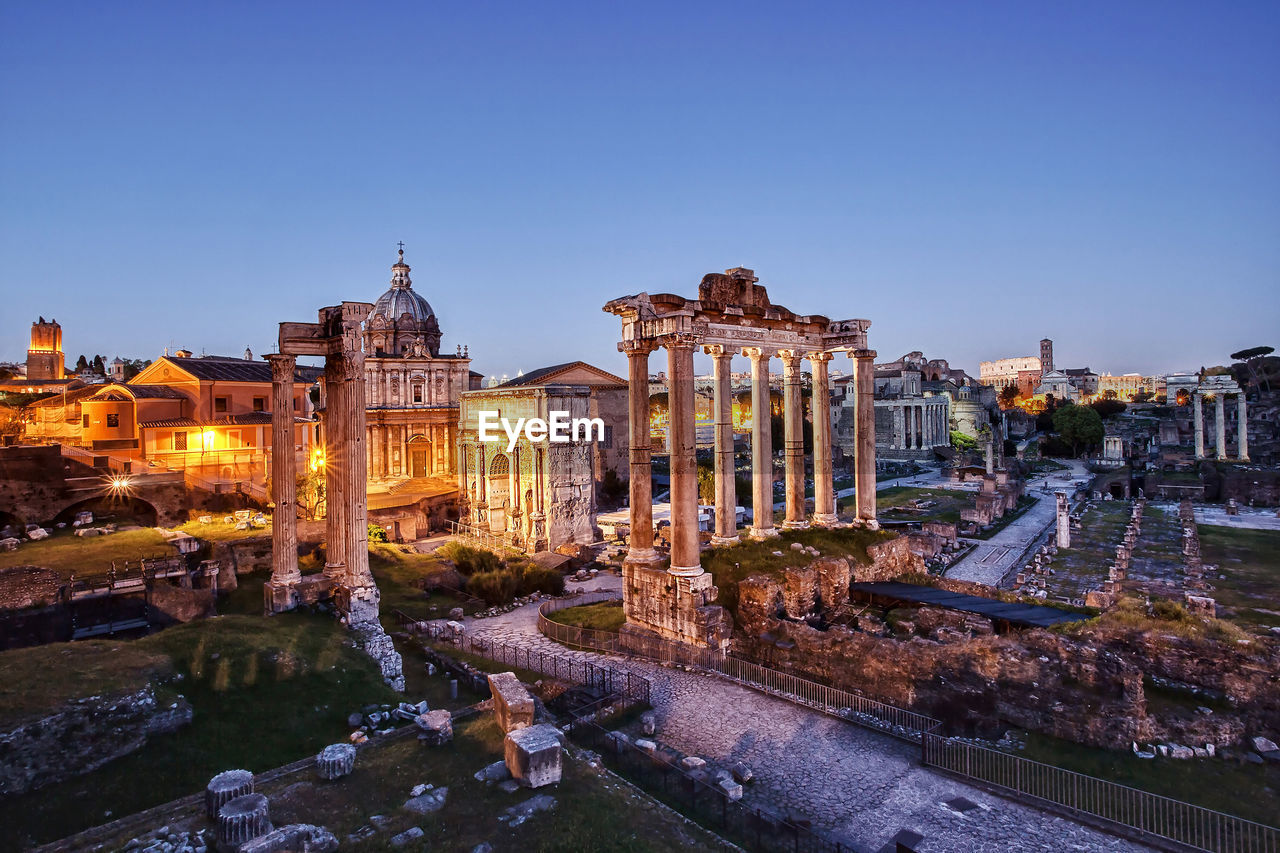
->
(0, 613), (406, 849)
(548, 600), (625, 633)
(174, 518), (269, 542)
(1197, 525), (1280, 630)
(0, 640), (173, 730)
(870, 486), (972, 526)
(0, 527), (174, 579)
(1014, 730), (1280, 828)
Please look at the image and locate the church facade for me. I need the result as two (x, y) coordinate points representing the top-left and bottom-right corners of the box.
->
(361, 250), (481, 485)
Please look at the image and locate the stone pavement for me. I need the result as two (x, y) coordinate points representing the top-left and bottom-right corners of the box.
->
(463, 590), (1148, 852)
(944, 459), (1092, 586)
(1189, 504), (1280, 532)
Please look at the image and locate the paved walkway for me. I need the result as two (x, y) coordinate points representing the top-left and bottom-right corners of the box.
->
(463, 589), (1146, 852)
(944, 459), (1093, 586)
(1190, 504), (1280, 532)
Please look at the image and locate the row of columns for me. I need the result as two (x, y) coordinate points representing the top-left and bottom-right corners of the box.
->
(624, 339), (877, 578)
(886, 399), (948, 450)
(1192, 392), (1249, 461)
(461, 440), (547, 550)
(368, 422), (453, 479)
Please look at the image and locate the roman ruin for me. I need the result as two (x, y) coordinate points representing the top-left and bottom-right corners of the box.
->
(604, 267), (876, 649)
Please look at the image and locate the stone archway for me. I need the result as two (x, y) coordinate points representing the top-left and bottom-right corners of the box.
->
(487, 454), (511, 532)
(407, 435), (432, 478)
(53, 495), (159, 527)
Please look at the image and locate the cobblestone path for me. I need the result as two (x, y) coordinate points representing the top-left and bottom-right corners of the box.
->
(463, 585), (1148, 853)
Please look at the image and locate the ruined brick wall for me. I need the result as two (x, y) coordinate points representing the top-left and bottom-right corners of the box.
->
(0, 685), (192, 795)
(859, 537), (925, 582)
(622, 562), (732, 651)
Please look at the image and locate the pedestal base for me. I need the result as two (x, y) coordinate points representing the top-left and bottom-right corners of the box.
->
(263, 580), (299, 615)
(811, 513), (839, 527)
(621, 562), (732, 652)
(623, 548), (665, 571)
(782, 520), (810, 531)
(710, 534), (741, 546)
(749, 526), (780, 539)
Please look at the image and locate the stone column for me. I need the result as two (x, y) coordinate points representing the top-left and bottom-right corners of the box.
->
(1214, 394), (1227, 460)
(1056, 491), (1070, 548)
(780, 351), (808, 529)
(1193, 392), (1204, 459)
(336, 345), (377, 625)
(893, 405), (905, 450)
(322, 365), (347, 585)
(265, 354), (299, 613)
(746, 347), (778, 538)
(667, 335), (702, 576)
(1237, 394), (1249, 461)
(853, 349), (878, 527)
(707, 345), (738, 544)
(809, 352), (837, 526)
(622, 341), (660, 567)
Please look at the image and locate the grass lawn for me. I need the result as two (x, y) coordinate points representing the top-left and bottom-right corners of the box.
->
(0, 613), (408, 850)
(1014, 730), (1280, 828)
(175, 517), (271, 542)
(1198, 525), (1280, 631)
(367, 543), (476, 628)
(548, 600), (625, 633)
(863, 486), (972, 526)
(0, 526), (174, 579)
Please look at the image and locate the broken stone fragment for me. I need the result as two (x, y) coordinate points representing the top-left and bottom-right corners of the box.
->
(205, 769), (254, 820)
(640, 711), (656, 736)
(316, 743), (356, 780)
(416, 710), (453, 746)
(238, 824), (338, 853)
(680, 756), (706, 771)
(403, 786), (448, 815)
(390, 826), (424, 847)
(488, 672), (535, 733)
(217, 793), (272, 849)
(730, 762), (754, 783)
(718, 778), (744, 801)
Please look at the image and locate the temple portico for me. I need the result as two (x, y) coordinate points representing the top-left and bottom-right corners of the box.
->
(604, 267), (875, 649)
(1175, 375), (1249, 462)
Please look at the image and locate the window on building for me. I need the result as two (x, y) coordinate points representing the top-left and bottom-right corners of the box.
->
(602, 425), (613, 449)
(214, 397), (228, 413)
(413, 384), (423, 404)
(106, 413), (119, 428)
(253, 397), (265, 412)
(174, 431), (188, 451)
(82, 414), (89, 428)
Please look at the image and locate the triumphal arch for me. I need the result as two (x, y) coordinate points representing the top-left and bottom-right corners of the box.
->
(604, 267), (877, 650)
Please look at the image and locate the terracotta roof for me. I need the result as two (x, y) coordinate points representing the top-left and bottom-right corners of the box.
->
(140, 417), (202, 428)
(210, 413), (274, 425)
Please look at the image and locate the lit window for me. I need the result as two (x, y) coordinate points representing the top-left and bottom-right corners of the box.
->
(174, 431), (188, 451)
(106, 413), (119, 428)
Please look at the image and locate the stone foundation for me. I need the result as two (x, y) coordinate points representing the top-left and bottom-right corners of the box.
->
(349, 619), (405, 692)
(621, 562), (732, 651)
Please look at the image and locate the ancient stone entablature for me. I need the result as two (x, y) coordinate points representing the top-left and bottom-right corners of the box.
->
(1167, 374), (1249, 462)
(603, 268), (878, 650)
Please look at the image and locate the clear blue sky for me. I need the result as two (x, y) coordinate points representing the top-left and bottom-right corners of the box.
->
(2, 1), (1277, 380)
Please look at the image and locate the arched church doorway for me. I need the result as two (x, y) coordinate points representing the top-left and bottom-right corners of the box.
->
(487, 454), (510, 532)
(408, 435), (432, 477)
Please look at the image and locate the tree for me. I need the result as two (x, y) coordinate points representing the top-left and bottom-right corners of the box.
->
(121, 358), (151, 380)
(951, 430), (978, 452)
(1230, 345), (1274, 393)
(1102, 389), (1118, 400)
(697, 462), (716, 505)
(1052, 404), (1104, 457)
(296, 469), (326, 520)
(74, 355), (89, 373)
(1133, 391), (1154, 404)
(599, 467), (627, 509)
(91, 355), (105, 375)
(1089, 398), (1127, 419)
(999, 385), (1019, 409)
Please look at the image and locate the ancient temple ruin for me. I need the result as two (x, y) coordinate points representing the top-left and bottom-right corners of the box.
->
(603, 268), (877, 650)
(1166, 374), (1249, 461)
(266, 302), (403, 688)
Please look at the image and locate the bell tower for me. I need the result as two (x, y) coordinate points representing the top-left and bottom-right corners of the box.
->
(1039, 338), (1054, 375)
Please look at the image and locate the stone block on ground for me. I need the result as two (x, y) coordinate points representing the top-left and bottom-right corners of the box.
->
(218, 793), (272, 849)
(1252, 736), (1278, 754)
(718, 778), (744, 800)
(316, 743), (356, 780)
(504, 723), (563, 788)
(416, 709), (454, 746)
(680, 756), (706, 771)
(488, 672), (535, 733)
(205, 769), (254, 819)
(403, 786), (448, 815)
(238, 824), (338, 853)
(640, 711), (656, 736)
(730, 762), (754, 783)
(474, 760), (512, 784)
(390, 826), (424, 847)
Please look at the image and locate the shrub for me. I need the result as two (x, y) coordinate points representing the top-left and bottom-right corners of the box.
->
(466, 570), (518, 604)
(367, 523), (388, 543)
(1151, 599), (1194, 623)
(516, 563), (566, 597)
(437, 542), (503, 575)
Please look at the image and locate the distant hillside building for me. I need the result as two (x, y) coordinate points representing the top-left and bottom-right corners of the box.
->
(979, 354), (1041, 390)
(26, 318), (64, 380)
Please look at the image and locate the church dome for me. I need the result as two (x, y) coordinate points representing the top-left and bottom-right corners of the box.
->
(365, 247), (443, 358)
(370, 249), (435, 324)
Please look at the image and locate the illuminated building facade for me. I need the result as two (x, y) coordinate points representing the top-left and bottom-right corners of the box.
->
(361, 250), (481, 485)
(979, 354), (1041, 390)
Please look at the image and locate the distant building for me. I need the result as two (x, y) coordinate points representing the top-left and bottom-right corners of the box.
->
(457, 361), (628, 552)
(0, 318), (80, 396)
(979, 355), (1041, 390)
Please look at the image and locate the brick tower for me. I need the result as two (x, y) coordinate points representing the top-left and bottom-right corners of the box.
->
(27, 317), (64, 380)
(1039, 338), (1054, 376)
